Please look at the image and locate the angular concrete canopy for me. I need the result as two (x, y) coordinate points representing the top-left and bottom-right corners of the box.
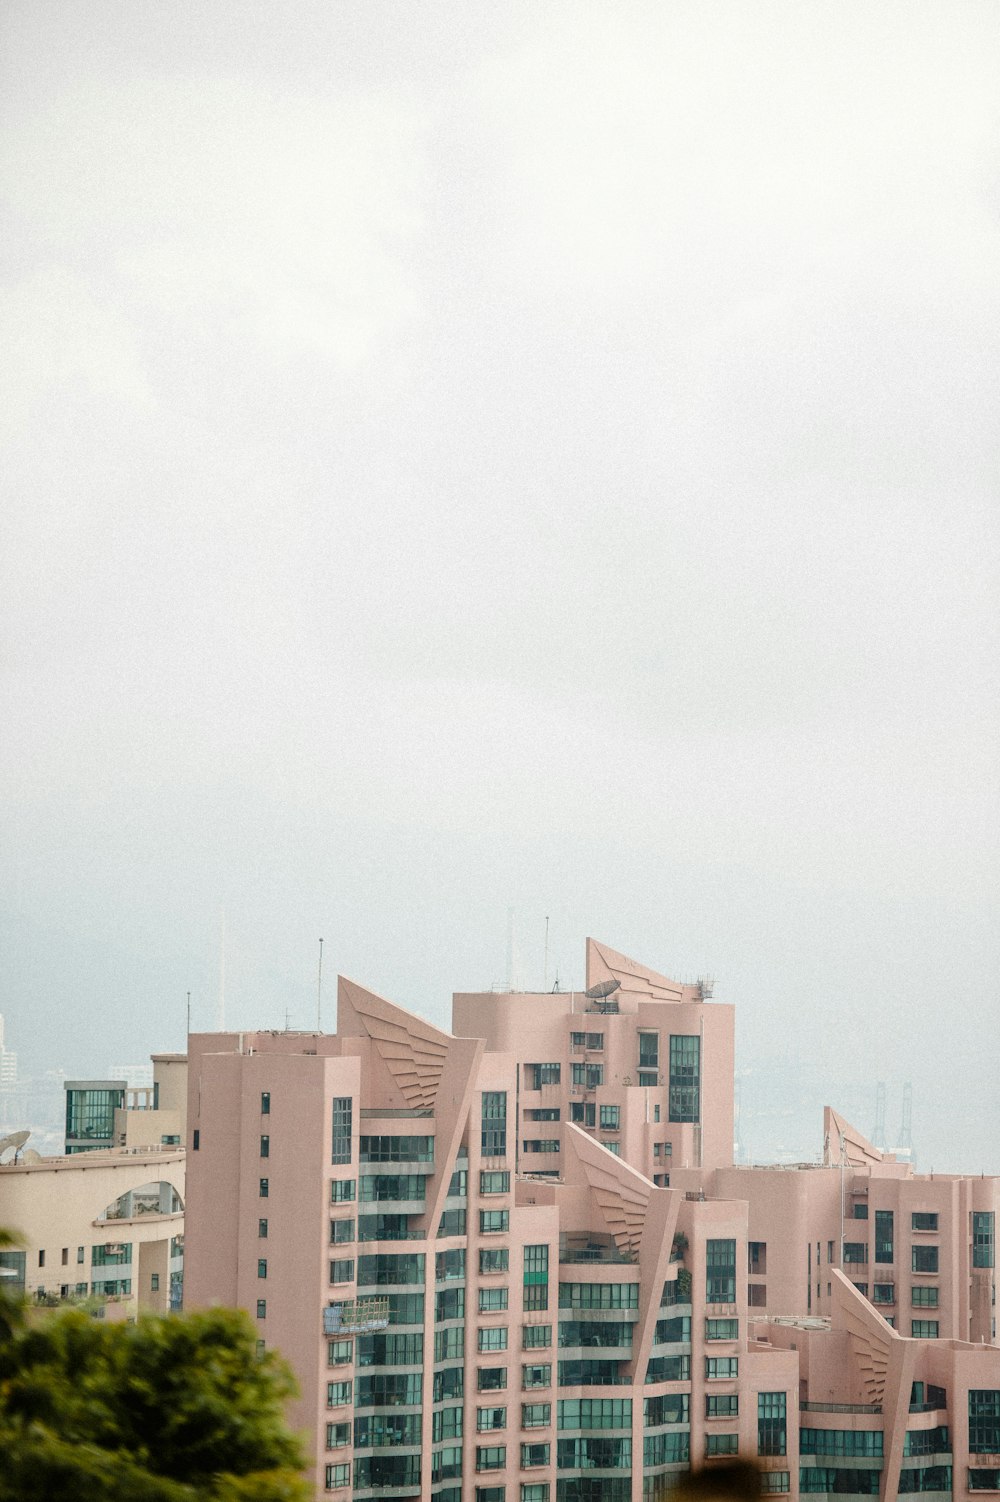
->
(585, 937), (687, 1005)
(337, 976), (450, 1111)
(823, 1107), (886, 1168)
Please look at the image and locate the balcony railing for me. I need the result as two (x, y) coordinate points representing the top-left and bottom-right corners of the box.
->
(800, 1402), (882, 1414)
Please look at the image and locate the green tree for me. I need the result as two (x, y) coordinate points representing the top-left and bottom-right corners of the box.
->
(0, 1303), (309, 1502)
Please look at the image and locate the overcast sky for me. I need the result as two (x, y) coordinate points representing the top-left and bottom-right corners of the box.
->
(2, 2), (997, 1170)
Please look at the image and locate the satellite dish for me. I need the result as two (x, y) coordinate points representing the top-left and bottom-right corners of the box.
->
(0, 1130), (30, 1162)
(584, 979), (621, 1000)
(20, 1148), (42, 1164)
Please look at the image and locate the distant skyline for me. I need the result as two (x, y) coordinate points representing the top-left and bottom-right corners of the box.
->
(2, 3), (997, 1174)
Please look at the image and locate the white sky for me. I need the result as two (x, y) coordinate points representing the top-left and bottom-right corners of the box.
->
(2, 2), (998, 1169)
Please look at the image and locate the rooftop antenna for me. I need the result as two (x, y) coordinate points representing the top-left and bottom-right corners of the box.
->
(872, 1080), (886, 1150)
(284, 1006), (291, 1032)
(216, 907), (227, 1032)
(317, 938), (324, 1032)
(186, 991), (191, 1036)
(505, 907), (515, 992)
(543, 916), (550, 991)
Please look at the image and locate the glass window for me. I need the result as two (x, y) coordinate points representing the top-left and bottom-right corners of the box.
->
(706, 1357), (739, 1378)
(481, 1210), (510, 1234)
(570, 1063), (604, 1088)
(356, 1252), (424, 1286)
(433, 1365), (463, 1401)
(843, 1242), (868, 1264)
(521, 1443), (549, 1468)
(330, 1179), (356, 1203)
(557, 1437), (632, 1470)
(524, 1244), (549, 1312)
(478, 1367), (507, 1391)
(973, 1212), (996, 1269)
(480, 1170), (510, 1195)
(258, 1218), (268, 1238)
(326, 1420), (350, 1447)
(432, 1406), (464, 1442)
(482, 1093), (508, 1157)
(872, 1283), (894, 1304)
(758, 1391), (787, 1456)
(329, 1259), (354, 1284)
(522, 1140), (560, 1154)
(599, 1105), (620, 1130)
(358, 1134), (434, 1163)
(706, 1394), (739, 1418)
(330, 1098), (352, 1165)
(529, 1064), (561, 1089)
(522, 1363), (551, 1389)
(324, 1461), (349, 1489)
(800, 1430), (884, 1457)
(912, 1246), (939, 1273)
(668, 1035), (700, 1122)
(557, 1398), (632, 1430)
(436, 1287), (465, 1321)
(477, 1406), (507, 1431)
(638, 1032), (659, 1069)
(912, 1286), (939, 1307)
(325, 1380), (350, 1407)
(523, 1325), (552, 1348)
(475, 1446), (506, 1472)
(911, 1320), (940, 1338)
(330, 1218), (354, 1245)
(438, 1207), (467, 1237)
(911, 1212), (937, 1231)
(874, 1209), (894, 1264)
(761, 1473), (791, 1493)
(437, 1247), (466, 1281)
(256, 1298), (266, 1318)
(522, 1403), (551, 1428)
(479, 1327), (508, 1352)
(705, 1239), (737, 1304)
(479, 1287), (509, 1313)
(259, 1134), (269, 1158)
(257, 1258), (267, 1278)
(522, 1486), (549, 1502)
(481, 1248), (509, 1275)
(645, 1393), (689, 1427)
(260, 1091), (270, 1115)
(706, 1318), (739, 1340)
(327, 1340), (352, 1365)
(558, 1282), (639, 1310)
(706, 1434), (739, 1456)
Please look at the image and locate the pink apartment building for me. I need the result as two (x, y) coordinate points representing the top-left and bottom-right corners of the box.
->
(184, 938), (999, 1502)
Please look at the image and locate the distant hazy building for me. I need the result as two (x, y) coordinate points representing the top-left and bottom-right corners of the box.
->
(107, 1061), (155, 1092)
(184, 938), (999, 1502)
(0, 1013), (17, 1084)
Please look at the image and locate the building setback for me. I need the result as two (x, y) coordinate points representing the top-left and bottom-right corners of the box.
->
(184, 939), (999, 1502)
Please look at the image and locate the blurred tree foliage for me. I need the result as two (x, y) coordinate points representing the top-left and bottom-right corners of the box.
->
(0, 1273), (310, 1502)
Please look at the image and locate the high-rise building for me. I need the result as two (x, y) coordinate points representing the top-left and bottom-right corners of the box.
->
(184, 939), (999, 1502)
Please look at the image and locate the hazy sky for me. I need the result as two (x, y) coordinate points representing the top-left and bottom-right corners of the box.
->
(2, 3), (997, 1170)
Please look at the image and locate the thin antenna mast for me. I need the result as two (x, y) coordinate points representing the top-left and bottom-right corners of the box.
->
(186, 991), (191, 1037)
(216, 908), (227, 1032)
(543, 916), (549, 991)
(317, 938), (324, 1032)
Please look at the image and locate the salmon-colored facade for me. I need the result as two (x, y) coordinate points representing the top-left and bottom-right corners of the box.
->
(184, 939), (999, 1501)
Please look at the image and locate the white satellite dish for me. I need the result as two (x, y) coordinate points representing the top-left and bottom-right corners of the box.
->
(0, 1130), (31, 1162)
